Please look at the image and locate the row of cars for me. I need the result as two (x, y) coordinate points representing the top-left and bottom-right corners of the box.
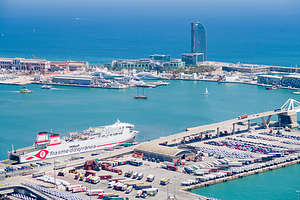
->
(24, 182), (84, 200)
(205, 139), (284, 154)
(180, 154), (300, 187)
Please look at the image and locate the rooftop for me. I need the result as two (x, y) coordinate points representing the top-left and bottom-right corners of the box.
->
(258, 75), (282, 79)
(182, 53), (204, 56)
(134, 142), (191, 157)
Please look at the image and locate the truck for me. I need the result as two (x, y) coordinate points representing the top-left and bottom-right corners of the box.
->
(72, 187), (86, 193)
(129, 160), (143, 166)
(160, 178), (169, 185)
(238, 114), (248, 120)
(66, 184), (83, 191)
(134, 183), (152, 190)
(90, 176), (100, 184)
(146, 174), (155, 182)
(98, 193), (118, 199)
(86, 189), (104, 196)
(142, 188), (158, 196)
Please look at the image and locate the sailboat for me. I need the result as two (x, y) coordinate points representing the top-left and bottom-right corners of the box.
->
(134, 87), (147, 99)
(204, 88), (208, 95)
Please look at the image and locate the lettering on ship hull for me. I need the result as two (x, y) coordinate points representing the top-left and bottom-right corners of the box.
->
(25, 150), (49, 160)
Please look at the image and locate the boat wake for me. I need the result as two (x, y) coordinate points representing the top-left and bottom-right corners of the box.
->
(7, 90), (20, 93)
(50, 88), (65, 90)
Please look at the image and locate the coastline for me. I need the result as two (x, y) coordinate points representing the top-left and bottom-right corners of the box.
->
(1, 77), (299, 91)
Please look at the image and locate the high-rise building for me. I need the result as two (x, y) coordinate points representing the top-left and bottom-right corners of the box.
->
(181, 53), (204, 66)
(191, 22), (207, 61)
(149, 54), (171, 62)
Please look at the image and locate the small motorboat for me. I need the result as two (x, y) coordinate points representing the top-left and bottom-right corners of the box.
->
(265, 85), (278, 90)
(293, 90), (300, 94)
(41, 85), (52, 89)
(134, 96), (148, 99)
(134, 87), (147, 99)
(20, 88), (32, 93)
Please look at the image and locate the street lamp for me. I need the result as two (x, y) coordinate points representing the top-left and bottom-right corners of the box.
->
(53, 158), (57, 189)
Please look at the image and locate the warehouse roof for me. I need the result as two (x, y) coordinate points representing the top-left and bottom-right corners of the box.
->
(134, 142), (191, 158)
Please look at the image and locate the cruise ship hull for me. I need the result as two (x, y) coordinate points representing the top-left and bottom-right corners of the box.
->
(9, 122), (138, 163)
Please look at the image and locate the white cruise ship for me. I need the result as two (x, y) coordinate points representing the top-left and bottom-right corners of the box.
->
(8, 120), (138, 163)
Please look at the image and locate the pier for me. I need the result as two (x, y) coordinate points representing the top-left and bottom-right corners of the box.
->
(152, 99), (300, 147)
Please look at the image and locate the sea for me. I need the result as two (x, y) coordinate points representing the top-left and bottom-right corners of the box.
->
(0, 0), (300, 199)
(0, 0), (300, 66)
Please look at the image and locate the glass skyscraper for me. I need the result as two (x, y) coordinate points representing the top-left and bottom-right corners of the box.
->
(191, 22), (207, 61)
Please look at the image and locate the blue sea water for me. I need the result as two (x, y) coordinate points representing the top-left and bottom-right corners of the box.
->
(0, 0), (300, 65)
(193, 163), (300, 200)
(0, 81), (296, 158)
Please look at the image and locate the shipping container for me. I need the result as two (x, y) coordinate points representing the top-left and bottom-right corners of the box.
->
(66, 184), (82, 191)
(32, 172), (45, 178)
(85, 170), (96, 177)
(146, 174), (155, 182)
(99, 175), (112, 180)
(86, 189), (104, 196)
(70, 185), (86, 193)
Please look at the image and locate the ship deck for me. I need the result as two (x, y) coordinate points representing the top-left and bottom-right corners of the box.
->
(11, 146), (36, 156)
